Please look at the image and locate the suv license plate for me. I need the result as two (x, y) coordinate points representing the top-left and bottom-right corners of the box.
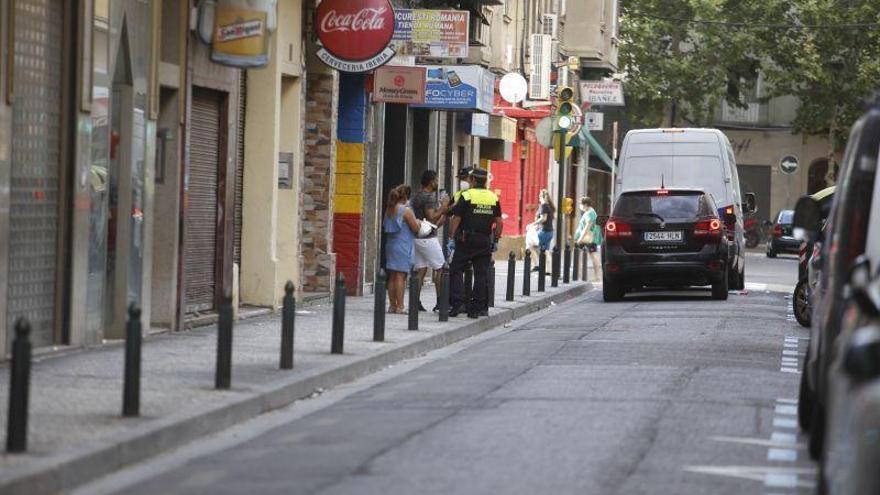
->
(644, 231), (683, 242)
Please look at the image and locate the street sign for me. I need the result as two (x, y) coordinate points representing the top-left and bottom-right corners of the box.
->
(499, 73), (528, 104)
(580, 80), (625, 107)
(586, 112), (604, 131)
(779, 155), (799, 175)
(535, 117), (554, 148)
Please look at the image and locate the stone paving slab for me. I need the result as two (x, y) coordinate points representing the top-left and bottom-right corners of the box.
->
(0, 264), (589, 495)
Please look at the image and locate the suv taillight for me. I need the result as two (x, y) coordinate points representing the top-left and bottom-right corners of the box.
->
(773, 224), (784, 238)
(605, 219), (633, 240)
(694, 218), (723, 242)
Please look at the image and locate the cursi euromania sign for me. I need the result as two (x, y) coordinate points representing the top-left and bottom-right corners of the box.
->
(315, 0), (397, 73)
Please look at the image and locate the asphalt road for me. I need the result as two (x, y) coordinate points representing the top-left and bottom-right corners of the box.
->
(82, 255), (811, 495)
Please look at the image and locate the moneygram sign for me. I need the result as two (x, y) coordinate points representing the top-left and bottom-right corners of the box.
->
(316, 0), (396, 73)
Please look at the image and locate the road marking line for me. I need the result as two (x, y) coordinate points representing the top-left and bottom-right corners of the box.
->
(780, 367), (801, 374)
(783, 342), (799, 348)
(685, 466), (815, 488)
(781, 356), (799, 362)
(710, 436), (805, 449)
(768, 448), (799, 462)
(776, 398), (798, 404)
(775, 404), (798, 415)
(784, 337), (799, 343)
(773, 417), (798, 429)
(765, 473), (799, 488)
(771, 432), (797, 444)
(782, 350), (799, 356)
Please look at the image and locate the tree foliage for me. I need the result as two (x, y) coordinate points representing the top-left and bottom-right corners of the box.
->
(620, 0), (880, 147)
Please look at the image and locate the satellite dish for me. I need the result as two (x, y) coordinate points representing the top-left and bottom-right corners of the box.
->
(499, 73), (528, 104)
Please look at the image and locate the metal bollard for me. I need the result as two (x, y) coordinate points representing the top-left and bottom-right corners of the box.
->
(464, 265), (473, 303)
(551, 247), (560, 288)
(523, 251), (531, 296)
(581, 248), (589, 282)
(572, 245), (580, 282)
(373, 270), (386, 342)
(538, 249), (546, 292)
(439, 264), (450, 322)
(506, 251), (516, 301)
(488, 261), (495, 308)
(331, 274), (346, 354)
(408, 269), (419, 331)
(280, 281), (296, 369)
(563, 245), (571, 284)
(215, 296), (234, 390)
(6, 319), (31, 453)
(123, 304), (142, 417)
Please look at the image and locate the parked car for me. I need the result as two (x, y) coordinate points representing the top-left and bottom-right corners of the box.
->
(615, 128), (758, 291)
(818, 170), (880, 493)
(821, 255), (880, 494)
(602, 188), (730, 302)
(766, 210), (799, 257)
(794, 107), (880, 464)
(792, 189), (835, 329)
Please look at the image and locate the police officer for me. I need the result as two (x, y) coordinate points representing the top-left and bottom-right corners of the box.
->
(449, 168), (503, 318)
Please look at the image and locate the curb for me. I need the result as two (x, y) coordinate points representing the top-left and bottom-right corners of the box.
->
(0, 283), (591, 494)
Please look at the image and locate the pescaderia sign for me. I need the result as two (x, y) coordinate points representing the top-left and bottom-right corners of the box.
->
(315, 0), (397, 73)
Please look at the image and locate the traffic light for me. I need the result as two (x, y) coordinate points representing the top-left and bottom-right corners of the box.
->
(555, 86), (576, 132)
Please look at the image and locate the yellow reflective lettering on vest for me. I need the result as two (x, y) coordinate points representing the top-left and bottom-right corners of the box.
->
(463, 189), (498, 206)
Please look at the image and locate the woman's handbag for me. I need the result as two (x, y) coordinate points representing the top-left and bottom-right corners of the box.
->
(525, 224), (540, 249)
(417, 220), (438, 238)
(580, 229), (594, 245)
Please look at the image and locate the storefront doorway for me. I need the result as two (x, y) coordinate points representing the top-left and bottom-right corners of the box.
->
(105, 24), (146, 335)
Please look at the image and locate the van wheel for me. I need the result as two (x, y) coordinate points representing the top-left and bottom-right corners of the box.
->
(603, 277), (625, 302)
(712, 274), (729, 300)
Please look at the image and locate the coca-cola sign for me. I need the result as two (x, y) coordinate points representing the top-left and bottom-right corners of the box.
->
(316, 0), (396, 73)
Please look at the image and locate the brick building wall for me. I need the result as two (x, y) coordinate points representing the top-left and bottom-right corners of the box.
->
(301, 71), (338, 292)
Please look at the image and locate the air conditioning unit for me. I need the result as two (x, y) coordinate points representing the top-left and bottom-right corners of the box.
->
(529, 34), (552, 100)
(542, 14), (558, 40)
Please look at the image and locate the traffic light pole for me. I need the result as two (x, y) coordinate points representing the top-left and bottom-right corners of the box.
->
(555, 129), (566, 260)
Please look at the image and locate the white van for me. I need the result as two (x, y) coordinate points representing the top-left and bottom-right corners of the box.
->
(614, 128), (757, 289)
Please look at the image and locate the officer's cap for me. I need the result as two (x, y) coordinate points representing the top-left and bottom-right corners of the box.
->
(457, 167), (473, 179)
(471, 168), (488, 180)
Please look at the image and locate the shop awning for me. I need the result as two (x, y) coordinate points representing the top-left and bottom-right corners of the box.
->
(577, 127), (615, 172)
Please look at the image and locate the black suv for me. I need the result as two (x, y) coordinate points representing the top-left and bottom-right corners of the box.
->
(602, 189), (729, 302)
(766, 209), (800, 257)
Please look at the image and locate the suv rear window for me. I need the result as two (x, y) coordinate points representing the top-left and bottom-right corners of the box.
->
(778, 210), (794, 224)
(613, 191), (715, 219)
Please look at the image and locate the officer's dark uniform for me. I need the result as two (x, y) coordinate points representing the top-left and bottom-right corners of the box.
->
(450, 172), (501, 318)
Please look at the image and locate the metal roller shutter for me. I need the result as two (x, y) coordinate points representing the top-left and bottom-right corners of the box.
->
(185, 88), (224, 314)
(8, 0), (65, 347)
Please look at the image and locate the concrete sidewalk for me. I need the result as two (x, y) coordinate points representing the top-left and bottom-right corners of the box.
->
(0, 264), (590, 494)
